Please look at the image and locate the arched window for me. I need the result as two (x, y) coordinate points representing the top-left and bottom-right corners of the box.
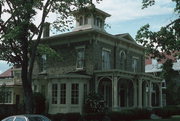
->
(120, 51), (126, 70)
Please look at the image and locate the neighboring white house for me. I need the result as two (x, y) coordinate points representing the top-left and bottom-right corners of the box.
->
(0, 67), (23, 105)
(145, 56), (180, 106)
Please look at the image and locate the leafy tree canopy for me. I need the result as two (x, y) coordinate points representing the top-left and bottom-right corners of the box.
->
(136, 0), (180, 60)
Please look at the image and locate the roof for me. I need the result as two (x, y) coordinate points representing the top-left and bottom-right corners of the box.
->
(41, 28), (144, 50)
(0, 68), (13, 78)
(73, 6), (111, 17)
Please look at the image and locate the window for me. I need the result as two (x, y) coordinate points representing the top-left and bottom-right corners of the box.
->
(41, 85), (45, 96)
(132, 57), (139, 72)
(33, 85), (37, 92)
(71, 84), (79, 104)
(39, 54), (47, 72)
(84, 16), (88, 25)
(0, 90), (12, 104)
(60, 83), (66, 104)
(79, 16), (83, 26)
(102, 49), (111, 70)
(76, 47), (85, 69)
(52, 84), (58, 104)
(120, 51), (126, 70)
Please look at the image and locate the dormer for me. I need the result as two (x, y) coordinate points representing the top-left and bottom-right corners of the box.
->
(73, 6), (111, 32)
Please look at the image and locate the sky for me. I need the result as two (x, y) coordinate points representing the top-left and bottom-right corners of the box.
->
(0, 0), (177, 74)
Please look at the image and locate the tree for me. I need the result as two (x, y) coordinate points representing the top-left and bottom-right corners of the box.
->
(0, 0), (101, 113)
(136, 0), (180, 105)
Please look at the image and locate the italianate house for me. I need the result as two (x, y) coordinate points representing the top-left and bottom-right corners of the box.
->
(32, 7), (163, 114)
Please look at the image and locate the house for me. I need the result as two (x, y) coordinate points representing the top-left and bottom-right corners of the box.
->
(0, 67), (23, 105)
(145, 55), (180, 106)
(32, 7), (163, 114)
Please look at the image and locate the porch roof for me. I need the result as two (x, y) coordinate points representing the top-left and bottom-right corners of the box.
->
(94, 69), (162, 82)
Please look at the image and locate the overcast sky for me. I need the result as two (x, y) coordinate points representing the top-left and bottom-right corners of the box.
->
(0, 0), (177, 74)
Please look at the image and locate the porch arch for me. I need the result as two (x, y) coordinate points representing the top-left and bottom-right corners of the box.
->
(117, 79), (134, 108)
(98, 77), (112, 107)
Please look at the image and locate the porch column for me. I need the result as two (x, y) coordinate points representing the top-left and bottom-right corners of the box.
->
(133, 81), (137, 107)
(148, 81), (152, 108)
(95, 77), (98, 93)
(138, 79), (142, 108)
(159, 83), (163, 107)
(113, 76), (118, 110)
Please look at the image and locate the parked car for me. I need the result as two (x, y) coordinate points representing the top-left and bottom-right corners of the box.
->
(1, 114), (51, 121)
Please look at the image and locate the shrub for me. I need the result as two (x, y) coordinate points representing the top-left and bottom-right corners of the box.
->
(84, 91), (107, 113)
(62, 113), (81, 121)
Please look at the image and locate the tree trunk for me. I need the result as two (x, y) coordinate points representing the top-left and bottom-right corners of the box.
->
(21, 33), (34, 113)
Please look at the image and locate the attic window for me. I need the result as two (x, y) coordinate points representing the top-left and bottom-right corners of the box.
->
(94, 17), (103, 28)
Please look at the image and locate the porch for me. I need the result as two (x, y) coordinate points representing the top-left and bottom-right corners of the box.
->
(94, 69), (163, 111)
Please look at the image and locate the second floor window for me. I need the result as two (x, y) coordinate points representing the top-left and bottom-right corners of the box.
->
(120, 51), (126, 70)
(102, 49), (111, 70)
(39, 54), (47, 72)
(76, 47), (85, 69)
(132, 57), (139, 72)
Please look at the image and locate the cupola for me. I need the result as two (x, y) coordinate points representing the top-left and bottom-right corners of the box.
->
(73, 6), (111, 32)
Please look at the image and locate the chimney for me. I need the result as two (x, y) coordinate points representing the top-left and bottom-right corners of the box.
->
(43, 22), (50, 38)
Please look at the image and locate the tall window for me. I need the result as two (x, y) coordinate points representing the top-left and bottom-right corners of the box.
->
(52, 84), (58, 104)
(60, 83), (66, 104)
(102, 49), (111, 70)
(76, 47), (85, 69)
(132, 57), (139, 72)
(71, 83), (79, 104)
(39, 54), (47, 72)
(120, 51), (126, 70)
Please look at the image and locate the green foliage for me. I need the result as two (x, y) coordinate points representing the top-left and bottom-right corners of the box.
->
(37, 44), (62, 61)
(137, 0), (180, 106)
(84, 91), (107, 113)
(137, 0), (180, 60)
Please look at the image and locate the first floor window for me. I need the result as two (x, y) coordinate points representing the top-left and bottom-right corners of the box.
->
(60, 83), (66, 104)
(0, 90), (12, 104)
(71, 83), (79, 104)
(52, 84), (58, 104)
